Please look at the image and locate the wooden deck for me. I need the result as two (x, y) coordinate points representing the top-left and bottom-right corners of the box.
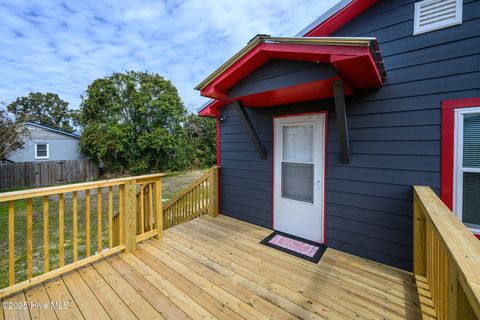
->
(2, 215), (421, 320)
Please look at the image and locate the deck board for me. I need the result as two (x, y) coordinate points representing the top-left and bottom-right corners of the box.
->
(61, 270), (109, 319)
(1, 215), (421, 319)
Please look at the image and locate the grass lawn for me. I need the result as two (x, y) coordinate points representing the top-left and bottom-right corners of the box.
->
(0, 169), (206, 289)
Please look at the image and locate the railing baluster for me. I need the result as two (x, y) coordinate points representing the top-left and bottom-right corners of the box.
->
(108, 186), (113, 249)
(59, 193), (64, 267)
(155, 179), (162, 238)
(97, 187), (102, 253)
(119, 185), (124, 245)
(190, 190), (194, 219)
(0, 173), (165, 298)
(8, 201), (15, 286)
(140, 187), (145, 234)
(27, 198), (33, 279)
(43, 196), (49, 272)
(73, 191), (78, 262)
(193, 185), (197, 217)
(149, 184), (153, 231)
(86, 189), (91, 257)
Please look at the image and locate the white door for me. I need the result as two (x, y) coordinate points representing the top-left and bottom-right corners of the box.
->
(274, 114), (325, 243)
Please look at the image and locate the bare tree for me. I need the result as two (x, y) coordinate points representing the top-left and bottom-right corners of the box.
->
(0, 104), (27, 160)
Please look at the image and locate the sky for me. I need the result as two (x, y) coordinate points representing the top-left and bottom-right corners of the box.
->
(0, 0), (340, 112)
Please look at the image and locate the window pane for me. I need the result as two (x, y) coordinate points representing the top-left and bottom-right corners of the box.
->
(281, 162), (313, 203)
(37, 144), (47, 157)
(463, 113), (480, 168)
(462, 172), (480, 229)
(283, 125), (313, 162)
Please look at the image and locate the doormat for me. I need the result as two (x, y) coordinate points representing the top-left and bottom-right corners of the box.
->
(260, 231), (326, 263)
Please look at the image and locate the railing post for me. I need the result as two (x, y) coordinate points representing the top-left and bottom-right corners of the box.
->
(448, 258), (459, 320)
(123, 179), (137, 253)
(208, 167), (218, 217)
(155, 178), (163, 238)
(413, 189), (426, 277)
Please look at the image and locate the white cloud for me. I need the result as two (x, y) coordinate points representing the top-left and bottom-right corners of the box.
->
(0, 0), (341, 112)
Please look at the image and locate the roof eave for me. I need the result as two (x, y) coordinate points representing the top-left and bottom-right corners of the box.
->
(195, 36), (382, 92)
(25, 122), (80, 138)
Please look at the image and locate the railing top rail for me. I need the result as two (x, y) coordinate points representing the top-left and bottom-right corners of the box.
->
(0, 173), (166, 202)
(414, 185), (480, 303)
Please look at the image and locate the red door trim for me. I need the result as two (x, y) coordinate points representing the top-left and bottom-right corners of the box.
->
(272, 110), (329, 243)
(441, 97), (480, 239)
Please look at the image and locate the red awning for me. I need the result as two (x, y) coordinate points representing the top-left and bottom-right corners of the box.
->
(197, 36), (385, 117)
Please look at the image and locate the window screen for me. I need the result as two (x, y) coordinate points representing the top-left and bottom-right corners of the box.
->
(281, 162), (314, 203)
(463, 113), (480, 168)
(36, 144), (47, 157)
(462, 172), (480, 228)
(459, 112), (480, 229)
(281, 124), (314, 203)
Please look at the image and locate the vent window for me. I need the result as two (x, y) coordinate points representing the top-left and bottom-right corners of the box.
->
(414, 0), (462, 35)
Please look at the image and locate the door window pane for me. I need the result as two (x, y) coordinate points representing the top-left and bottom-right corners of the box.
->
(463, 172), (480, 229)
(281, 162), (313, 203)
(463, 113), (480, 168)
(283, 125), (313, 162)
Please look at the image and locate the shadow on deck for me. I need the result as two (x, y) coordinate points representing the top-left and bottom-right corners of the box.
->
(3, 215), (421, 319)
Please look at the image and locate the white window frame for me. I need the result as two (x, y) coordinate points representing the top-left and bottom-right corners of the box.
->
(35, 143), (50, 160)
(453, 106), (480, 234)
(413, 0), (463, 35)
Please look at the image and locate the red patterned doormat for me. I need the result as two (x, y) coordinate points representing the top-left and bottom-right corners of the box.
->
(260, 231), (326, 263)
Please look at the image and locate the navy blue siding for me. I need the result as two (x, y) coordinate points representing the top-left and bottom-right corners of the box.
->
(229, 60), (336, 98)
(219, 0), (480, 270)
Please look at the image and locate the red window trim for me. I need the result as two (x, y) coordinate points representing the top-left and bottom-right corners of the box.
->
(441, 97), (480, 239)
(272, 111), (328, 243)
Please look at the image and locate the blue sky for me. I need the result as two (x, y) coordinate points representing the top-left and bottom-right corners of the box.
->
(0, 0), (340, 112)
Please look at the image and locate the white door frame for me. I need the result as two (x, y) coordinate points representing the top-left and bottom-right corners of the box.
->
(272, 111), (327, 243)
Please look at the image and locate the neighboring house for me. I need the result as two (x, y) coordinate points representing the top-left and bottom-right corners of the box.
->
(6, 122), (83, 162)
(196, 0), (480, 270)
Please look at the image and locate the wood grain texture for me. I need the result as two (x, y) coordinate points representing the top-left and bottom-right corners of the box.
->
(97, 188), (102, 253)
(85, 189), (91, 257)
(58, 193), (64, 267)
(0, 215), (424, 320)
(26, 199), (33, 279)
(8, 201), (15, 286)
(414, 186), (480, 319)
(73, 191), (78, 262)
(108, 186), (113, 249)
(43, 196), (49, 273)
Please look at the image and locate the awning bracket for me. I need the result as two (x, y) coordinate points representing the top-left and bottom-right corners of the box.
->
(333, 80), (350, 164)
(234, 101), (267, 160)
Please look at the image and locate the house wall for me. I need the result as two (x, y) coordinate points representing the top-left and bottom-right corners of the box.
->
(7, 125), (83, 162)
(218, 0), (480, 271)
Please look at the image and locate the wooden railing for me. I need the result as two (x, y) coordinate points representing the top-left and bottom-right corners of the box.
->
(0, 173), (164, 298)
(0, 167), (219, 298)
(414, 186), (480, 320)
(162, 167), (218, 229)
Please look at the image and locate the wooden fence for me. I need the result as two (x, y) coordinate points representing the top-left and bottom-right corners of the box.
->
(413, 186), (480, 320)
(0, 159), (99, 190)
(0, 167), (219, 298)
